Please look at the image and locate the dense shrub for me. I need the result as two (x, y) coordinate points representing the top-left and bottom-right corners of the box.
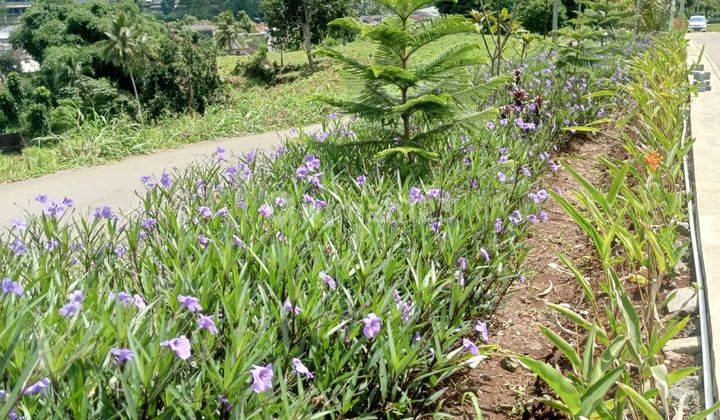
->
(138, 32), (222, 118)
(235, 48), (304, 85)
(517, 0), (568, 34)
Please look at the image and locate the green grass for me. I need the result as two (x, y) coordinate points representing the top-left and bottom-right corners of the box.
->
(707, 22), (720, 32)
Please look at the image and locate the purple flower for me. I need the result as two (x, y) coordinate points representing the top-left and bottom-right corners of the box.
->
(197, 234), (211, 247)
(258, 204), (274, 218)
(521, 166), (532, 177)
(110, 348), (133, 365)
(141, 176), (157, 189)
(160, 335), (192, 360)
(198, 206), (212, 218)
(296, 166), (309, 179)
(313, 199), (327, 209)
(160, 171), (173, 188)
(35, 194), (49, 204)
(462, 338), (479, 356)
(527, 214), (539, 224)
(133, 294), (147, 309)
(115, 245), (127, 258)
(1, 278), (23, 296)
(470, 178), (478, 189)
(549, 160), (560, 172)
(59, 300), (82, 317)
(304, 154), (320, 171)
(9, 238), (26, 256)
(486, 121), (495, 130)
(509, 210), (523, 225)
(497, 172), (507, 183)
(250, 364), (273, 393)
(475, 321), (489, 342)
(214, 147), (226, 161)
(409, 187), (425, 203)
(93, 206), (115, 220)
(141, 218), (157, 229)
(319, 272), (336, 289)
(494, 218), (504, 233)
(216, 207), (228, 218)
(232, 235), (245, 247)
(10, 218), (27, 230)
(43, 201), (66, 217)
(292, 358), (314, 379)
(23, 378), (50, 395)
(62, 197), (74, 208)
(458, 257), (468, 271)
(356, 175), (367, 186)
(393, 289), (413, 322)
(480, 248), (490, 262)
(45, 239), (60, 252)
(539, 211), (549, 222)
(178, 295), (202, 312)
(275, 197), (286, 207)
(429, 220), (441, 233)
(68, 290), (84, 303)
(308, 173), (323, 188)
(282, 299), (301, 315)
(361, 313), (381, 339)
(198, 314), (218, 334)
(219, 395), (233, 412)
(499, 118), (509, 126)
(427, 188), (441, 199)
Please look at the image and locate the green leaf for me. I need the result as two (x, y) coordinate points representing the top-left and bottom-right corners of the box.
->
(539, 325), (582, 371)
(579, 366), (625, 417)
(617, 383), (663, 420)
(516, 355), (581, 414)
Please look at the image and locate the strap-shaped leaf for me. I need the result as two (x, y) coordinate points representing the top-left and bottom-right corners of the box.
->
(516, 355), (582, 414)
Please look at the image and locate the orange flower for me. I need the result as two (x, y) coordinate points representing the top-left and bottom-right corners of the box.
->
(644, 151), (662, 172)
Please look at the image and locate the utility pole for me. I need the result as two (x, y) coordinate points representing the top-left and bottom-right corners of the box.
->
(552, 0), (559, 41)
(678, 0), (685, 31)
(636, 0), (642, 31)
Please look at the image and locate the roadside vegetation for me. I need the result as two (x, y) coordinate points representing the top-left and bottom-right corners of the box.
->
(0, 0), (712, 417)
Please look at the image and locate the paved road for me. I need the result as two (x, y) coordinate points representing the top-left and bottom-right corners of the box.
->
(0, 125), (320, 227)
(687, 32), (720, 399)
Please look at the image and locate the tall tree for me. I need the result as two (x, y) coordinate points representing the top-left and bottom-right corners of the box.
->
(96, 11), (146, 121)
(215, 10), (245, 53)
(261, 0), (352, 67)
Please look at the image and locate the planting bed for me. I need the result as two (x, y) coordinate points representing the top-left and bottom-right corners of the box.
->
(2, 30), (701, 418)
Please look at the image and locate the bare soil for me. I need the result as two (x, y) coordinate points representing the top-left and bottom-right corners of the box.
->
(440, 130), (700, 418)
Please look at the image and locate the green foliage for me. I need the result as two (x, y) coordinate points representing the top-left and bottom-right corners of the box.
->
(318, 0), (503, 156)
(525, 33), (718, 419)
(261, 0), (353, 52)
(573, 0), (635, 31)
(41, 46), (93, 92)
(516, 0), (568, 34)
(138, 32), (221, 117)
(0, 50), (23, 75)
(214, 10), (249, 53)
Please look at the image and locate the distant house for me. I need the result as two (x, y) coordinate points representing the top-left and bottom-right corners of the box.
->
(2, 1), (32, 23)
(359, 6), (438, 25)
(0, 26), (16, 52)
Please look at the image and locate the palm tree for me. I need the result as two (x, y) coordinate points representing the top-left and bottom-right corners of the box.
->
(215, 11), (245, 54)
(96, 12), (145, 121)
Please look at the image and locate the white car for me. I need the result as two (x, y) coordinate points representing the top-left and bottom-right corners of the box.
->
(689, 15), (708, 32)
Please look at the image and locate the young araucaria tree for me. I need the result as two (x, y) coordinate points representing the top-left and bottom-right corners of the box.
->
(317, 0), (507, 159)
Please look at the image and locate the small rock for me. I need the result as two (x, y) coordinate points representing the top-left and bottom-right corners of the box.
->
(674, 260), (689, 273)
(676, 222), (691, 237)
(664, 350), (684, 361)
(500, 356), (519, 372)
(669, 375), (701, 412)
(667, 287), (697, 315)
(663, 336), (700, 355)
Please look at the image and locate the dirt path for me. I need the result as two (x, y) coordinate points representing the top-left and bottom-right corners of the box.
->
(0, 124), (320, 227)
(446, 134), (620, 418)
